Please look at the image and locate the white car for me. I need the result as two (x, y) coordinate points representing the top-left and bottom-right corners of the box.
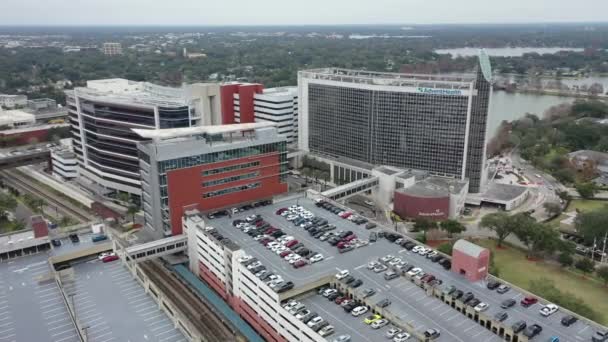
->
(246, 261), (262, 270)
(540, 304), (559, 317)
(335, 270), (350, 280)
(371, 319), (389, 329)
(282, 300), (298, 310)
(322, 289), (338, 297)
(388, 258), (402, 266)
(295, 309), (311, 320)
(379, 255), (395, 263)
(367, 261), (379, 270)
(411, 246), (424, 253)
(307, 316), (324, 327)
(288, 256), (302, 264)
(393, 332), (411, 342)
(414, 272), (426, 280)
(351, 306), (368, 317)
(426, 251), (438, 259)
(385, 327), (402, 338)
(406, 267), (422, 277)
(418, 248), (430, 256)
(319, 325), (335, 337)
(310, 254), (324, 263)
(474, 302), (489, 312)
(269, 279), (284, 288)
(284, 253), (297, 261)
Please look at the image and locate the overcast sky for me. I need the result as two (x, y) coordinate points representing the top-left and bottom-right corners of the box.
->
(1, 0), (607, 26)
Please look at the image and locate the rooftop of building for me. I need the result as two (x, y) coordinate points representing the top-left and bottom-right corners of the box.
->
(397, 175), (468, 197)
(198, 196), (605, 341)
(299, 67), (476, 89)
(0, 109), (36, 123)
(68, 78), (206, 108)
(0, 123), (70, 135)
(260, 86), (298, 97)
(482, 182), (529, 202)
(0, 229), (48, 253)
(133, 122), (277, 142)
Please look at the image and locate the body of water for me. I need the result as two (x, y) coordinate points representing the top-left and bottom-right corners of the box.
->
(488, 90), (576, 136)
(436, 47), (584, 57)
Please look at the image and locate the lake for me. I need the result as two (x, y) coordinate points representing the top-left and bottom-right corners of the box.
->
(436, 47), (584, 57)
(488, 90), (576, 136)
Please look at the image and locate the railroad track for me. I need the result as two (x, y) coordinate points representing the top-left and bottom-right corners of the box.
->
(0, 169), (93, 223)
(141, 260), (238, 342)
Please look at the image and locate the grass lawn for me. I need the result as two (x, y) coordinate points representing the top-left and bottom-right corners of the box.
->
(477, 239), (608, 325)
(549, 199), (608, 225)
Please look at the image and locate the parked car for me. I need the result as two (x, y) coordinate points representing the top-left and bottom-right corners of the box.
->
(385, 327), (402, 338)
(371, 319), (389, 329)
(494, 311), (508, 322)
(364, 314), (382, 324)
(496, 284), (511, 294)
(376, 298), (391, 308)
(335, 270), (350, 280)
(319, 325), (335, 337)
(69, 233), (79, 243)
(51, 239), (62, 247)
(474, 302), (489, 312)
(592, 330), (608, 342)
(523, 324), (543, 338)
(486, 280), (501, 290)
(351, 279), (363, 288)
(511, 320), (527, 334)
(521, 296), (538, 307)
(351, 306), (369, 317)
(423, 329), (440, 339)
(384, 271), (399, 281)
(561, 315), (578, 327)
(101, 254), (119, 263)
(539, 304), (559, 317)
(362, 288), (376, 298)
(393, 332), (411, 342)
(501, 299), (516, 309)
(331, 335), (351, 342)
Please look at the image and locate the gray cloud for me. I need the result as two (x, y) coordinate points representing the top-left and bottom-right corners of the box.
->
(1, 0), (606, 25)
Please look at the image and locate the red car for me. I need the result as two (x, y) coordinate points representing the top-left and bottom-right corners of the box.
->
(521, 296), (538, 307)
(102, 254), (119, 263)
(285, 240), (299, 248)
(275, 208), (287, 215)
(335, 296), (347, 304)
(293, 260), (307, 268)
(340, 212), (352, 219)
(280, 250), (291, 257)
(343, 234), (357, 242)
(337, 241), (348, 249)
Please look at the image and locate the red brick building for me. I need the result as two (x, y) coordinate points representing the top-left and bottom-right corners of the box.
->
(220, 83), (264, 124)
(451, 239), (490, 282)
(136, 123), (288, 236)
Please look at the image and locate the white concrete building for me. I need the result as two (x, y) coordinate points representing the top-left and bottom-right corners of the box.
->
(253, 87), (298, 145)
(102, 42), (123, 56)
(0, 109), (36, 128)
(51, 150), (78, 180)
(0, 94), (28, 109)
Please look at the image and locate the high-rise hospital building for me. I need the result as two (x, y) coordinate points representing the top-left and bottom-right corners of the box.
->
(298, 53), (492, 193)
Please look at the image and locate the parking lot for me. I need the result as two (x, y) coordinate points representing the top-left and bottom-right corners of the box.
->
(0, 253), (79, 342)
(209, 196), (605, 341)
(61, 260), (186, 342)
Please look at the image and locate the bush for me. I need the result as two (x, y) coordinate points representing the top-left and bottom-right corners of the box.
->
(558, 252), (574, 267)
(529, 278), (600, 322)
(437, 242), (453, 256)
(575, 258), (595, 274)
(415, 233), (427, 244)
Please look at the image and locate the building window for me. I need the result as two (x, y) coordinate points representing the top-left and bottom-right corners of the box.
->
(202, 161), (260, 177)
(202, 182), (260, 199)
(202, 171), (260, 187)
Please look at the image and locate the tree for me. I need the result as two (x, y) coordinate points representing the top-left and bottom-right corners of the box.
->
(439, 220), (466, 238)
(514, 221), (561, 258)
(543, 202), (562, 217)
(413, 219), (437, 240)
(479, 212), (524, 247)
(0, 193), (17, 220)
(575, 206), (608, 245)
(127, 205), (139, 223)
(597, 266), (608, 286)
(556, 190), (572, 202)
(558, 252), (574, 268)
(575, 182), (597, 199)
(575, 258), (595, 275)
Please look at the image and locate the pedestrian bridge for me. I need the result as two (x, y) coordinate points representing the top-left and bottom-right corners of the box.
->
(122, 235), (187, 263)
(321, 176), (379, 201)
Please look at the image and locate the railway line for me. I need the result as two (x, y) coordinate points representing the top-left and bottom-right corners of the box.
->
(141, 260), (241, 342)
(0, 169), (93, 223)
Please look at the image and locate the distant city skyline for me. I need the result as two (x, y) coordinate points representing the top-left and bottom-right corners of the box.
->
(1, 0), (607, 26)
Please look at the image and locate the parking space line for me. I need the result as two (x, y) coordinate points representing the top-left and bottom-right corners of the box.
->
(47, 318), (68, 325)
(136, 304), (157, 312)
(44, 312), (67, 320)
(49, 323), (74, 331)
(0, 333), (15, 340)
(92, 331), (113, 340)
(144, 313), (165, 322)
(89, 326), (110, 335)
(52, 328), (76, 337)
(152, 323), (174, 332)
(155, 328), (177, 336)
(98, 337), (115, 342)
(160, 333), (182, 341)
(53, 334), (77, 342)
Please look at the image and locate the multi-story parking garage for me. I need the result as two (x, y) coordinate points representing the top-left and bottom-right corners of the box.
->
(184, 195), (606, 342)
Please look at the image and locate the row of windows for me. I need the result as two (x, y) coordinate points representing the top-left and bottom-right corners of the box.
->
(202, 171), (260, 187)
(203, 182), (260, 199)
(158, 142), (286, 173)
(203, 161), (260, 176)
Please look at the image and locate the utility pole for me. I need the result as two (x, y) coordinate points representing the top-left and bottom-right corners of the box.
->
(601, 231), (607, 264)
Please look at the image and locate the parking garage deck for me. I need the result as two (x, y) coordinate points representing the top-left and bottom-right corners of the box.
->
(206, 196), (605, 342)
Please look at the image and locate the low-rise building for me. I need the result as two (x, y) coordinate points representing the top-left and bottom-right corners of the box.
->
(0, 109), (36, 128)
(102, 42), (123, 55)
(51, 149), (78, 180)
(0, 94), (28, 109)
